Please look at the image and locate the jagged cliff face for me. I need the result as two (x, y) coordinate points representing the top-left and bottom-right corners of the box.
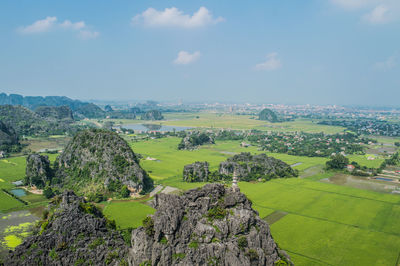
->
(54, 129), (153, 195)
(219, 153), (297, 181)
(183, 161), (209, 182)
(25, 154), (53, 189)
(130, 184), (291, 266)
(6, 191), (129, 266)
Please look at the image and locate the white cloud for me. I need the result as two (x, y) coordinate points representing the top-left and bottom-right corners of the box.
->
(255, 53), (282, 71)
(132, 7), (224, 28)
(60, 20), (86, 30)
(331, 0), (376, 10)
(173, 51), (201, 65)
(78, 30), (100, 40)
(363, 5), (391, 24)
(18, 16), (57, 34)
(18, 17), (98, 39)
(331, 0), (400, 24)
(374, 54), (396, 70)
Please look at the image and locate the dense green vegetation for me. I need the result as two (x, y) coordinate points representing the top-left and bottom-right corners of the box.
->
(102, 201), (155, 229)
(53, 129), (153, 197)
(259, 108), (278, 122)
(0, 120), (21, 153)
(178, 132), (214, 150)
(34, 106), (73, 121)
(325, 154), (349, 170)
(0, 105), (84, 137)
(319, 119), (400, 137)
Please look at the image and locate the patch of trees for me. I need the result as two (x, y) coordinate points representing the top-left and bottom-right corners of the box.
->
(0, 120), (22, 153)
(35, 106), (73, 120)
(258, 132), (369, 157)
(258, 108), (278, 122)
(0, 105), (86, 137)
(318, 119), (400, 137)
(178, 132), (215, 150)
(325, 154), (349, 170)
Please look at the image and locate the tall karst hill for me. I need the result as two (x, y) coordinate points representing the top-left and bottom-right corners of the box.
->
(52, 129), (153, 197)
(131, 183), (292, 265)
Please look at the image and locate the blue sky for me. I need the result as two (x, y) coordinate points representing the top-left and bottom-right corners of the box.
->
(0, 0), (399, 105)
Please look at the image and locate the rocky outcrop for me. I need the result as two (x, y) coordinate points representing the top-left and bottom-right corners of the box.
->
(258, 109), (278, 123)
(5, 191), (129, 266)
(35, 105), (74, 121)
(25, 154), (53, 188)
(54, 129), (153, 196)
(141, 110), (164, 121)
(219, 153), (297, 181)
(130, 184), (291, 266)
(183, 161), (210, 182)
(178, 132), (215, 150)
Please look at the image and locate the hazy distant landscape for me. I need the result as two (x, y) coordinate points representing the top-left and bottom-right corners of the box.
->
(1, 1), (399, 265)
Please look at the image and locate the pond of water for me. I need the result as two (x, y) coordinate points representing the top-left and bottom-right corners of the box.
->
(321, 173), (400, 194)
(10, 189), (26, 197)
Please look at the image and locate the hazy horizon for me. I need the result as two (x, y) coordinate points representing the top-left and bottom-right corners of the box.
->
(1, 1), (399, 106)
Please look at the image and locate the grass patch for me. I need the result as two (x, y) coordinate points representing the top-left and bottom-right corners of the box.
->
(103, 201), (155, 229)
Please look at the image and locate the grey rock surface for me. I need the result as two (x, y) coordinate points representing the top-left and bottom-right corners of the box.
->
(25, 154), (52, 188)
(5, 191), (129, 266)
(130, 184), (291, 266)
(183, 161), (210, 182)
(219, 152), (297, 181)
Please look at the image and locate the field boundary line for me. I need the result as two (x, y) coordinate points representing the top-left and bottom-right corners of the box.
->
(285, 249), (333, 265)
(270, 179), (400, 205)
(255, 203), (400, 238)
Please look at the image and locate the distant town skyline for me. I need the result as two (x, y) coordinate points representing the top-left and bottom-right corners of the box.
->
(0, 0), (399, 105)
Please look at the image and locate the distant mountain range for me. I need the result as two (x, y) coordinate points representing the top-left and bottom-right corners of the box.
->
(0, 93), (106, 119)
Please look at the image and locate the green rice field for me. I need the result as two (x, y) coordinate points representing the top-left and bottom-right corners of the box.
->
(106, 112), (346, 134)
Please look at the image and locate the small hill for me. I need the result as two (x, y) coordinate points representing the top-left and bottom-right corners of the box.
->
(259, 108), (278, 122)
(74, 103), (106, 119)
(219, 152), (297, 181)
(141, 110), (164, 120)
(183, 161), (209, 182)
(6, 191), (129, 265)
(130, 184), (292, 265)
(0, 120), (20, 153)
(0, 105), (81, 137)
(35, 105), (73, 120)
(178, 132), (215, 150)
(25, 154), (53, 189)
(54, 129), (153, 197)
